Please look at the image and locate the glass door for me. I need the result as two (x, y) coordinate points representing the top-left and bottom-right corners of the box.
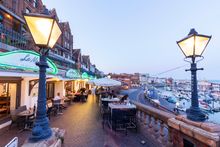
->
(0, 83), (17, 119)
(9, 83), (17, 111)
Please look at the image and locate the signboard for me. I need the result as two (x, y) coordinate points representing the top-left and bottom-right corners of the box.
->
(66, 69), (80, 79)
(89, 75), (94, 80)
(81, 72), (89, 79)
(0, 50), (58, 74)
(5, 137), (18, 147)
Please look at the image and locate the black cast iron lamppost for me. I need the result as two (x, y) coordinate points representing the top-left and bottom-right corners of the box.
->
(24, 12), (61, 141)
(177, 28), (211, 121)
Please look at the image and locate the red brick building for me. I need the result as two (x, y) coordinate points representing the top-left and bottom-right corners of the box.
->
(109, 73), (140, 89)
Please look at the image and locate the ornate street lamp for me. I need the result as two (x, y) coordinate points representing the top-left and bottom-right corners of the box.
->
(24, 12), (61, 141)
(177, 28), (211, 121)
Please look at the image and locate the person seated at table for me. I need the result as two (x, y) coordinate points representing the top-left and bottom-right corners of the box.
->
(110, 90), (117, 98)
(66, 90), (73, 97)
(120, 94), (128, 103)
(53, 93), (66, 114)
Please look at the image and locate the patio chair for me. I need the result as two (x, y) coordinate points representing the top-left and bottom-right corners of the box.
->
(124, 109), (137, 132)
(9, 109), (25, 129)
(25, 106), (36, 128)
(53, 99), (63, 115)
(47, 100), (56, 119)
(17, 105), (27, 113)
(111, 109), (128, 135)
(101, 102), (110, 129)
(64, 97), (71, 105)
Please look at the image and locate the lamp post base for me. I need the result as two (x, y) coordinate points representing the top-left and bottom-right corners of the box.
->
(29, 118), (52, 142)
(23, 128), (65, 146)
(186, 107), (208, 122)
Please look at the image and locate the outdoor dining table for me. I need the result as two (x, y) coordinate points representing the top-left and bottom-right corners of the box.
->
(108, 103), (136, 130)
(101, 97), (120, 107)
(101, 97), (120, 102)
(17, 110), (34, 132)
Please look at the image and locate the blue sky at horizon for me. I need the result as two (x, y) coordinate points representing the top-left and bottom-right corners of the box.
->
(43, 0), (220, 80)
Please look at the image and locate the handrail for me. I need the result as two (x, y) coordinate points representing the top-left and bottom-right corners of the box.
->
(131, 100), (175, 122)
(130, 89), (220, 147)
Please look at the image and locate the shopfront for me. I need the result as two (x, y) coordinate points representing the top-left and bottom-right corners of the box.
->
(0, 50), (58, 120)
(64, 69), (81, 95)
(0, 77), (21, 119)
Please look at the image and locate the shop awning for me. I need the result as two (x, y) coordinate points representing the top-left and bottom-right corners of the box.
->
(88, 78), (121, 87)
(81, 72), (89, 79)
(0, 70), (56, 78)
(65, 69), (81, 79)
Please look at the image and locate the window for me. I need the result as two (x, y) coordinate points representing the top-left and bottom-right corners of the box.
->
(46, 82), (54, 99)
(64, 42), (66, 48)
(65, 31), (69, 39)
(25, 8), (31, 13)
(65, 53), (68, 58)
(12, 0), (16, 12)
(0, 83), (18, 119)
(13, 21), (20, 32)
(33, 0), (38, 8)
(54, 48), (58, 54)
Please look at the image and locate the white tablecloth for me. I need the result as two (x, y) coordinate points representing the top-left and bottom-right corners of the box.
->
(108, 103), (136, 109)
(101, 98), (120, 102)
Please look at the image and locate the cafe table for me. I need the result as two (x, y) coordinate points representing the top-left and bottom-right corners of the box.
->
(108, 103), (136, 130)
(100, 97), (120, 107)
(101, 97), (120, 102)
(17, 110), (34, 132)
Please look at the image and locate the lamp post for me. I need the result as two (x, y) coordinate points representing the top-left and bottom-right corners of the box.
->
(24, 12), (61, 141)
(177, 28), (211, 121)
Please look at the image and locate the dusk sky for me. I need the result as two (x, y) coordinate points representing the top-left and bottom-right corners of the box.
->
(43, 0), (220, 80)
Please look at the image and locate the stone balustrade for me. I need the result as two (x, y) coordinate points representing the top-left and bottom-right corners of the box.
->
(131, 100), (175, 146)
(131, 100), (220, 147)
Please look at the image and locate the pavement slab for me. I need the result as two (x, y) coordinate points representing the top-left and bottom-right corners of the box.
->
(0, 95), (156, 147)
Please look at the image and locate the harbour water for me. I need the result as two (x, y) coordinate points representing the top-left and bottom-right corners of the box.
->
(147, 86), (220, 124)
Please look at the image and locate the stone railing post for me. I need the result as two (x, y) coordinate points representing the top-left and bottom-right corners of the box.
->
(153, 118), (159, 138)
(140, 111), (143, 122)
(144, 113), (147, 125)
(131, 100), (176, 146)
(158, 121), (166, 144)
(147, 115), (153, 133)
(137, 110), (141, 121)
(167, 126), (173, 147)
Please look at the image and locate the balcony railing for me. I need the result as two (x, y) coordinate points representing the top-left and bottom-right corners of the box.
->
(48, 51), (75, 64)
(0, 25), (28, 51)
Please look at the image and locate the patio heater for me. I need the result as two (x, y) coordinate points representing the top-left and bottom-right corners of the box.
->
(24, 11), (61, 141)
(177, 28), (211, 121)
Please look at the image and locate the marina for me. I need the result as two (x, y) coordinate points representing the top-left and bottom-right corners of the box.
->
(145, 81), (220, 124)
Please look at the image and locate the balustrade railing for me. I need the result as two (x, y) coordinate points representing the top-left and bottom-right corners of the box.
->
(131, 100), (175, 147)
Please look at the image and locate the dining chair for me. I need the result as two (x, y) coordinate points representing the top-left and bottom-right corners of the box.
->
(9, 109), (25, 129)
(101, 102), (110, 129)
(47, 100), (58, 118)
(124, 109), (137, 132)
(111, 109), (128, 135)
(53, 99), (63, 115)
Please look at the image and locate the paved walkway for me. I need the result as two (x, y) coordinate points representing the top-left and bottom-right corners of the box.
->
(0, 95), (156, 147)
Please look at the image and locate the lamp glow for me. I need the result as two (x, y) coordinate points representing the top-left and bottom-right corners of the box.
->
(177, 29), (211, 58)
(24, 13), (62, 48)
(176, 28), (211, 122)
(23, 12), (62, 142)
